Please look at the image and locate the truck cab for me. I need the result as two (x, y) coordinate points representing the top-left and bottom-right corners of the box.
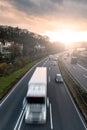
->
(25, 95), (46, 123)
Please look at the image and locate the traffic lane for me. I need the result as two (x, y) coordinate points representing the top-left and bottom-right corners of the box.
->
(63, 55), (87, 76)
(18, 61), (51, 130)
(65, 64), (87, 90)
(71, 65), (87, 89)
(11, 60), (85, 129)
(48, 65), (85, 130)
(0, 59), (47, 130)
(62, 58), (87, 90)
(0, 76), (29, 130)
(77, 64), (87, 73)
(72, 64), (87, 80)
(52, 83), (85, 130)
(76, 64), (87, 75)
(49, 61), (60, 73)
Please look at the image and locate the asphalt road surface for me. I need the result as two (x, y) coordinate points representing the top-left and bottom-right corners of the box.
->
(63, 54), (87, 91)
(0, 58), (86, 130)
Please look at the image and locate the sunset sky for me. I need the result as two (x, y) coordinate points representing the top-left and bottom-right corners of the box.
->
(0, 0), (87, 45)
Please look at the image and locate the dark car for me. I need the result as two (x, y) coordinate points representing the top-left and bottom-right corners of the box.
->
(55, 74), (63, 83)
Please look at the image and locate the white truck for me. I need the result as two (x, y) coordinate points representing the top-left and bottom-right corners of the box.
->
(25, 67), (47, 124)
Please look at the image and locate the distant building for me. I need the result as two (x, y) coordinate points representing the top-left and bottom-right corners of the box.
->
(0, 42), (11, 58)
(0, 41), (23, 58)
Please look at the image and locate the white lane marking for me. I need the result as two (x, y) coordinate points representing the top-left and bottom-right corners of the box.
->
(47, 97), (49, 107)
(63, 81), (87, 130)
(18, 110), (25, 130)
(50, 103), (53, 129)
(49, 67), (50, 70)
(77, 64), (87, 71)
(49, 76), (50, 83)
(0, 58), (46, 106)
(83, 75), (87, 79)
(70, 72), (87, 91)
(14, 104), (26, 130)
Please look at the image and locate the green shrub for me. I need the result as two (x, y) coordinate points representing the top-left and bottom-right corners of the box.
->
(0, 63), (8, 76)
(14, 56), (30, 68)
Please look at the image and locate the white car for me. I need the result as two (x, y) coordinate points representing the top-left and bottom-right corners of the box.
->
(55, 74), (63, 83)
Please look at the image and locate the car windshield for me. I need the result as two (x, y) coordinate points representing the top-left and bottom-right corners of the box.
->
(57, 76), (61, 79)
(26, 97), (45, 104)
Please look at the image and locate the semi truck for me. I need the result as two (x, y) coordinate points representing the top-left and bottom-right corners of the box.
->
(25, 67), (47, 124)
(71, 56), (77, 64)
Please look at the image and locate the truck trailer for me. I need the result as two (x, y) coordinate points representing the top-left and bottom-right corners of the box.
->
(71, 56), (77, 64)
(25, 67), (47, 124)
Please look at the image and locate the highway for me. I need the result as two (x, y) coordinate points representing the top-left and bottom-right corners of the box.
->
(63, 54), (87, 91)
(0, 58), (86, 130)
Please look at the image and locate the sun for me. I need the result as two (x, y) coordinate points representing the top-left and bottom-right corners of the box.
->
(45, 29), (87, 46)
(45, 29), (78, 46)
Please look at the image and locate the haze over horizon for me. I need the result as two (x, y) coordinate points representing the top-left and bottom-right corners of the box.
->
(0, 0), (87, 45)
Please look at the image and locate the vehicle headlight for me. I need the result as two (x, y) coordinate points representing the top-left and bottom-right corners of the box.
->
(29, 114), (32, 120)
(25, 109), (32, 120)
(43, 112), (46, 120)
(40, 111), (46, 121)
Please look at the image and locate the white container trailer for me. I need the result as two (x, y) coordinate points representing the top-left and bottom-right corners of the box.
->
(25, 67), (47, 124)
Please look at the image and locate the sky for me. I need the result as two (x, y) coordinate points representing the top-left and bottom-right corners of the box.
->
(0, 0), (87, 44)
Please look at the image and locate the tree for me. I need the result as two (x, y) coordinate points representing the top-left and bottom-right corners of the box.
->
(8, 44), (21, 62)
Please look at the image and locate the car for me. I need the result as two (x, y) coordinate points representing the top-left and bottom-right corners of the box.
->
(55, 74), (63, 83)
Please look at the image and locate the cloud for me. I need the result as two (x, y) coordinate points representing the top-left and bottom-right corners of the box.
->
(0, 0), (87, 33)
(5, 0), (64, 16)
(4, 0), (87, 20)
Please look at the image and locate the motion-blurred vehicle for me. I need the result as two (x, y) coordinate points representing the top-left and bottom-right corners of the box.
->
(71, 56), (77, 64)
(25, 67), (47, 124)
(55, 74), (63, 83)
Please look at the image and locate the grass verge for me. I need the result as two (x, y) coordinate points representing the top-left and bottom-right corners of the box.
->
(0, 58), (43, 100)
(58, 57), (87, 124)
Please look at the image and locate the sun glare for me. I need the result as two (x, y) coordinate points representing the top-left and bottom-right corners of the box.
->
(45, 29), (87, 46)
